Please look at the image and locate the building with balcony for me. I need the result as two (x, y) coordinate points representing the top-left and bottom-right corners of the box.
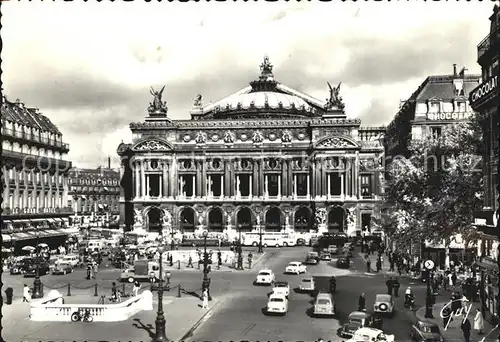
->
(384, 65), (481, 267)
(470, 4), (500, 324)
(117, 57), (385, 239)
(1, 96), (73, 254)
(68, 165), (121, 228)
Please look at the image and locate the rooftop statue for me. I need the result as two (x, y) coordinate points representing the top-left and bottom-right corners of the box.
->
(325, 81), (345, 110)
(193, 94), (203, 107)
(149, 85), (168, 113)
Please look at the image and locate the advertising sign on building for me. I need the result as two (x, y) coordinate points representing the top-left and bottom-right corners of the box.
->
(470, 76), (498, 107)
(427, 112), (473, 121)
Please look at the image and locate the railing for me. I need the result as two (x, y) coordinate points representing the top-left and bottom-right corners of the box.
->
(478, 26), (500, 60)
(2, 128), (70, 150)
(2, 207), (73, 216)
(30, 291), (153, 322)
(2, 150), (72, 170)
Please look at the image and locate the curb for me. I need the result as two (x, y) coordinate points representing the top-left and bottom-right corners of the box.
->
(178, 298), (223, 341)
(250, 252), (267, 270)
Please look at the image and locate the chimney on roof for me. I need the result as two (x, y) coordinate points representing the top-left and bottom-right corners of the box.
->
(459, 67), (467, 78)
(108, 157), (111, 169)
(453, 64), (457, 76)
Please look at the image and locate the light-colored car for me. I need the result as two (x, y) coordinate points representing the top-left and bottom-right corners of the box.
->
(345, 328), (395, 342)
(57, 255), (80, 267)
(320, 253), (332, 261)
(285, 261), (307, 274)
(52, 262), (74, 275)
(266, 294), (288, 315)
(373, 294), (395, 316)
(328, 245), (339, 254)
(298, 277), (315, 292)
(313, 292), (336, 317)
(272, 281), (290, 297)
(255, 269), (275, 285)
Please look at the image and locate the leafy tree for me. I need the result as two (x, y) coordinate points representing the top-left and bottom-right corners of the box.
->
(382, 120), (483, 249)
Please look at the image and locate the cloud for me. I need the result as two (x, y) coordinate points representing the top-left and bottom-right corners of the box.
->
(1, 1), (493, 168)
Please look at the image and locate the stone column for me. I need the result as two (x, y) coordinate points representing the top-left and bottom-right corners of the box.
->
(159, 173), (163, 198)
(229, 160), (235, 197)
(340, 173), (344, 198)
(220, 175), (224, 198)
(355, 152), (360, 199)
(170, 157), (177, 198)
(140, 161), (146, 198)
(4, 167), (9, 209)
(306, 173), (310, 198)
(351, 157), (356, 197)
(134, 161), (140, 198)
(40, 173), (45, 211)
(282, 160), (287, 197)
(252, 160), (259, 196)
(321, 159), (327, 198)
(201, 160), (207, 197)
(293, 174), (297, 198)
(259, 159), (264, 197)
(236, 174), (240, 197)
(192, 175), (195, 198)
(207, 174), (212, 198)
(315, 160), (321, 197)
(146, 175), (150, 198)
(195, 160), (201, 197)
(327, 173), (331, 198)
(277, 175), (281, 198)
(162, 162), (168, 197)
(346, 158), (351, 198)
(264, 175), (269, 197)
(224, 160), (230, 197)
(249, 175), (253, 197)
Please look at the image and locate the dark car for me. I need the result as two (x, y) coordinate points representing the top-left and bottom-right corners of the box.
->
(296, 238), (307, 246)
(336, 257), (350, 269)
(22, 258), (50, 277)
(410, 320), (443, 342)
(9, 261), (24, 275)
(338, 311), (382, 338)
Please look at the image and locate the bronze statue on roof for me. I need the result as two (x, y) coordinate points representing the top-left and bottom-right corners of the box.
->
(325, 81), (345, 110)
(149, 85), (168, 113)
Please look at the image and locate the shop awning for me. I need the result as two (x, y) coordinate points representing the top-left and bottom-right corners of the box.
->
(11, 219), (31, 224)
(3, 220), (13, 224)
(2, 234), (12, 242)
(46, 218), (56, 223)
(11, 232), (36, 241)
(29, 218), (48, 223)
(51, 229), (69, 237)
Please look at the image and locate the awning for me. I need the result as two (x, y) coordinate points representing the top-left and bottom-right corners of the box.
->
(3, 220), (13, 224)
(62, 218), (69, 222)
(46, 218), (56, 223)
(11, 219), (31, 224)
(2, 234), (12, 242)
(29, 218), (48, 223)
(98, 204), (104, 209)
(51, 229), (69, 237)
(11, 232), (36, 241)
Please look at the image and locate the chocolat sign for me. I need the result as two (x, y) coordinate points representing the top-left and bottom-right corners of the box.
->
(470, 76), (498, 106)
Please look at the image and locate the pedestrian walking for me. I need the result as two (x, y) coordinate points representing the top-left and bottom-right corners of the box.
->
(187, 254), (193, 268)
(111, 282), (118, 302)
(358, 293), (366, 311)
(452, 272), (458, 288)
(217, 250), (222, 269)
(366, 259), (371, 273)
(376, 258), (382, 273)
(385, 277), (393, 295)
(461, 314), (471, 342)
(23, 284), (31, 303)
(133, 281), (141, 296)
(392, 278), (400, 297)
(474, 308), (484, 335)
(202, 289), (209, 309)
(93, 262), (98, 278)
(86, 264), (92, 280)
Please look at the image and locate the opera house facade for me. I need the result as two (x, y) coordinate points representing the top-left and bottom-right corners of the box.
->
(117, 57), (385, 239)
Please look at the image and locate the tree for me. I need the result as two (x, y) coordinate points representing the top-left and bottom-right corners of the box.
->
(382, 120), (483, 250)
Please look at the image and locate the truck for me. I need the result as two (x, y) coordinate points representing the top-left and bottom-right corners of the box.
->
(119, 259), (168, 283)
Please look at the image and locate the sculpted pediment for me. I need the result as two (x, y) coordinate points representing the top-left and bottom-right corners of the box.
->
(316, 136), (358, 149)
(132, 139), (172, 152)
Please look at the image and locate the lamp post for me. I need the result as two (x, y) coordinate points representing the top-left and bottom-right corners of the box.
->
(258, 223), (263, 254)
(202, 230), (212, 301)
(152, 244), (167, 342)
(424, 270), (434, 318)
(170, 229), (175, 251)
(237, 224), (243, 270)
(32, 231), (43, 299)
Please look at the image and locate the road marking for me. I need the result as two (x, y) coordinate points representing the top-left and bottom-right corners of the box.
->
(241, 323), (256, 336)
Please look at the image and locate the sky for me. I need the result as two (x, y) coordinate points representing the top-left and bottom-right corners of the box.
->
(2, 2), (494, 169)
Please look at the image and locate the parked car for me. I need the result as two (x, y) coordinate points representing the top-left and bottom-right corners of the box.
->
(338, 311), (382, 338)
(255, 269), (275, 285)
(336, 257), (350, 269)
(272, 281), (290, 297)
(320, 253), (332, 261)
(57, 254), (80, 267)
(52, 262), (74, 275)
(296, 238), (307, 246)
(313, 292), (336, 317)
(345, 327), (395, 342)
(410, 320), (443, 342)
(298, 277), (315, 292)
(285, 261), (307, 275)
(22, 258), (50, 277)
(266, 294), (288, 315)
(10, 261), (24, 275)
(373, 294), (395, 316)
(328, 245), (339, 254)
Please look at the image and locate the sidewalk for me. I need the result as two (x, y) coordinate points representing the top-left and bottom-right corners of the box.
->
(359, 252), (419, 279)
(415, 301), (498, 342)
(2, 293), (227, 342)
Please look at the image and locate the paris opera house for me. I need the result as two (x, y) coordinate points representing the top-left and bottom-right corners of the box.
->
(117, 57), (385, 240)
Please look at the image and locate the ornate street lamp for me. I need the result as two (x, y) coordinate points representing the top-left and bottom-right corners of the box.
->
(32, 231), (43, 299)
(424, 269), (434, 318)
(152, 244), (167, 342)
(237, 224), (243, 270)
(258, 222), (263, 254)
(202, 230), (212, 301)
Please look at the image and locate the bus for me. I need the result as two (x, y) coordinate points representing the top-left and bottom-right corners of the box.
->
(242, 232), (296, 247)
(313, 233), (348, 253)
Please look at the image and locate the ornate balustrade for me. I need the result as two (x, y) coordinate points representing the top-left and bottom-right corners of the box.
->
(30, 290), (153, 322)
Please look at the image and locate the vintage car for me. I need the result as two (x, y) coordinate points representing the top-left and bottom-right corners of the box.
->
(285, 261), (307, 274)
(373, 294), (395, 316)
(9, 261), (25, 275)
(255, 269), (275, 285)
(345, 327), (395, 342)
(266, 294), (288, 315)
(313, 292), (336, 317)
(298, 277), (315, 292)
(22, 258), (50, 277)
(272, 281), (290, 297)
(410, 320), (444, 342)
(338, 311), (383, 338)
(320, 253), (332, 261)
(336, 257), (350, 269)
(52, 262), (74, 275)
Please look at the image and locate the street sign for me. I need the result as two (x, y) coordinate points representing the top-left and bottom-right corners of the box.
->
(424, 260), (435, 270)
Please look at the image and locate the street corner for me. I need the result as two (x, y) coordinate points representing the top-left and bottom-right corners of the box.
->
(249, 252), (267, 269)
